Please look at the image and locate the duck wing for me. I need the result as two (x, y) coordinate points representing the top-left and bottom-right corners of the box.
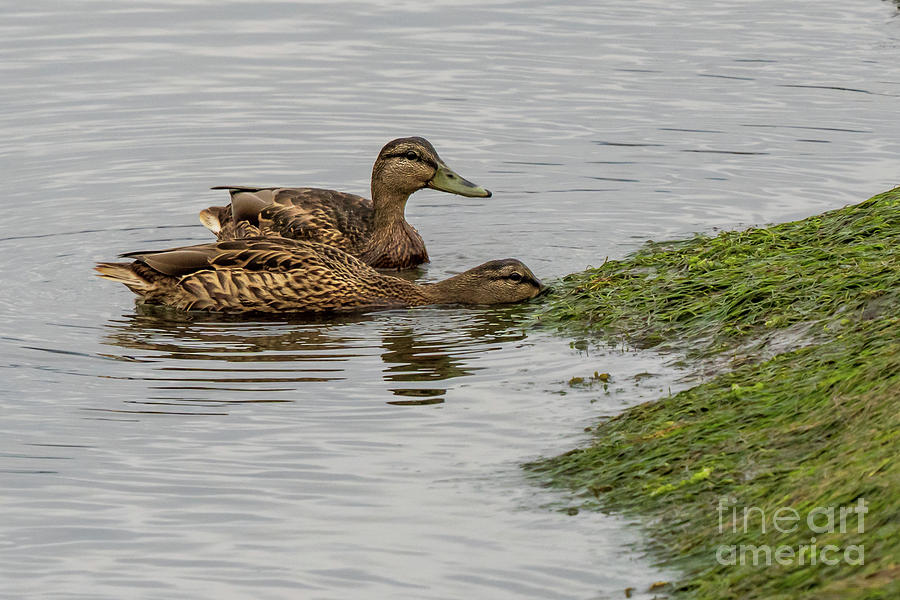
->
(99, 238), (415, 313)
(201, 187), (374, 252)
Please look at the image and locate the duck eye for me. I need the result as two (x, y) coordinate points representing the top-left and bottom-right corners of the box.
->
(405, 150), (419, 161)
(508, 272), (523, 282)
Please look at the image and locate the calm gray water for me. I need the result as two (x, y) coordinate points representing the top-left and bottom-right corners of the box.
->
(1, 1), (899, 599)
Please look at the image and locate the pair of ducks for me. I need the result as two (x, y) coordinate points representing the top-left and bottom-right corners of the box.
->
(97, 137), (543, 314)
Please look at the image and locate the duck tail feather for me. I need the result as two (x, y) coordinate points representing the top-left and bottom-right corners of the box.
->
(199, 206), (223, 234)
(94, 262), (152, 292)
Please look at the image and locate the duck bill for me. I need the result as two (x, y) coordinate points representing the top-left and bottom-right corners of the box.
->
(427, 162), (492, 198)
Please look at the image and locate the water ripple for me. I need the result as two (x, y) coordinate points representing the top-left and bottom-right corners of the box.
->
(3, 0), (900, 598)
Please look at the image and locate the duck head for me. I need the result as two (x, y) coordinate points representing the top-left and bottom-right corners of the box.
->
(371, 137), (492, 203)
(424, 259), (543, 305)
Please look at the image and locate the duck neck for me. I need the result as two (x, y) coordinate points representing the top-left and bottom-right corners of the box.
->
(370, 180), (411, 230)
(361, 181), (428, 269)
(417, 273), (470, 305)
(365, 273), (431, 307)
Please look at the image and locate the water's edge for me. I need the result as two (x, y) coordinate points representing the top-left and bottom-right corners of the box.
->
(530, 187), (900, 599)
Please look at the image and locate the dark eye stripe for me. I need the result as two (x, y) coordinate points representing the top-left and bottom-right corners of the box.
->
(494, 273), (538, 286)
(384, 151), (437, 169)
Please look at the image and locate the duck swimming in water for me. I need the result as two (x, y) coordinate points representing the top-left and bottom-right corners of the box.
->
(199, 137), (491, 270)
(95, 237), (542, 314)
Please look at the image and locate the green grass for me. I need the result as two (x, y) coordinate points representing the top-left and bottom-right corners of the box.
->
(529, 187), (900, 599)
(534, 188), (900, 354)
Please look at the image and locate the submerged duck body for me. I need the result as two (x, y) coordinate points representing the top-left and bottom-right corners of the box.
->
(200, 137), (492, 270)
(95, 237), (542, 314)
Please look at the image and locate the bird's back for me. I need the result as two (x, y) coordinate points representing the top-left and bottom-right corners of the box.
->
(203, 187), (375, 253)
(96, 237), (425, 313)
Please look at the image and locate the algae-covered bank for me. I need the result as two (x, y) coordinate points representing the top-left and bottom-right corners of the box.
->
(531, 187), (900, 599)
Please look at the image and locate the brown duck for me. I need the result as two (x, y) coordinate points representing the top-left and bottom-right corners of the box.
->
(199, 137), (491, 270)
(95, 237), (542, 314)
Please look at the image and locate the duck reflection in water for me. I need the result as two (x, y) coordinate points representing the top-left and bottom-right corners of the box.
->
(100, 304), (532, 409)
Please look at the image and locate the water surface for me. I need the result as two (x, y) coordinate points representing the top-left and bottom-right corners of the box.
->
(1, 1), (899, 598)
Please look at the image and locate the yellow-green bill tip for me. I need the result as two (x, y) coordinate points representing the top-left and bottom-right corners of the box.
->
(428, 163), (491, 198)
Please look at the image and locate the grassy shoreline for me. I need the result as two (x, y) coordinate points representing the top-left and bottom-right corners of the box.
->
(529, 188), (900, 598)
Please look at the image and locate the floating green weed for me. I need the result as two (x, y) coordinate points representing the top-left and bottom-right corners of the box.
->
(534, 187), (900, 357)
(529, 187), (900, 599)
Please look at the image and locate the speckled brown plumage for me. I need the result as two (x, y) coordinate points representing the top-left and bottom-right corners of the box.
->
(207, 187), (387, 254)
(96, 237), (542, 314)
(199, 137), (491, 270)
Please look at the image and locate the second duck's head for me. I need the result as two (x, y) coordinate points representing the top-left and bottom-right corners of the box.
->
(425, 259), (544, 306)
(371, 137), (492, 202)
